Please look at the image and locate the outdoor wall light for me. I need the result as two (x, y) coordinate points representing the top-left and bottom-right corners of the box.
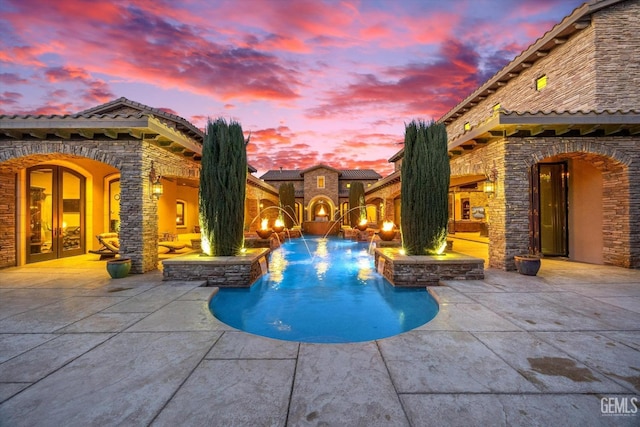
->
(149, 161), (163, 199)
(483, 163), (498, 196)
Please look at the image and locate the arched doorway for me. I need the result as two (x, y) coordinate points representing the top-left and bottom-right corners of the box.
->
(308, 197), (334, 221)
(27, 165), (85, 263)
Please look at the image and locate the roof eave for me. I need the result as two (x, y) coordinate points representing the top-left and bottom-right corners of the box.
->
(439, 0), (626, 125)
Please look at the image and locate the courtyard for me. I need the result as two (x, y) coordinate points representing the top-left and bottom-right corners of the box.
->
(0, 239), (638, 426)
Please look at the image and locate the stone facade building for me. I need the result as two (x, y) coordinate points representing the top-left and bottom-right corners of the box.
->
(1, 0), (638, 273)
(0, 98), (278, 273)
(261, 165), (381, 234)
(376, 0), (640, 270)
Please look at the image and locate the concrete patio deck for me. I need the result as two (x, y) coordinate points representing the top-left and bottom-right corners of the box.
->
(0, 241), (638, 426)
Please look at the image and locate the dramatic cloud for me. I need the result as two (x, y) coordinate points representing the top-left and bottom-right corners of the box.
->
(306, 37), (491, 121)
(0, 0), (584, 175)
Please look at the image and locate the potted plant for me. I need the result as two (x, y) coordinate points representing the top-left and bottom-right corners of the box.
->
(514, 253), (541, 276)
(106, 258), (131, 279)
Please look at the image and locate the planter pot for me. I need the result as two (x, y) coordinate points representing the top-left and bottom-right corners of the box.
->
(514, 255), (541, 276)
(378, 229), (396, 241)
(256, 229), (272, 239)
(106, 258), (131, 279)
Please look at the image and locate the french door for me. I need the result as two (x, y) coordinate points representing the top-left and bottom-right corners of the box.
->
(530, 162), (568, 257)
(27, 165), (85, 263)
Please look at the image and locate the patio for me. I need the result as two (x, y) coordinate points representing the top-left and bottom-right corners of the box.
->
(0, 240), (638, 426)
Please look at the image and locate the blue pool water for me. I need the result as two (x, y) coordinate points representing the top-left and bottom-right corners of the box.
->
(209, 237), (439, 343)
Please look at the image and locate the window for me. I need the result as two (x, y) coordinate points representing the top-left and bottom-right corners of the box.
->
(317, 176), (325, 189)
(176, 201), (185, 227)
(536, 75), (548, 91)
(464, 122), (471, 131)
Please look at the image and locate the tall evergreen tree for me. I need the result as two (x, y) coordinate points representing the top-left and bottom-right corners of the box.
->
(279, 182), (296, 228)
(348, 182), (366, 226)
(199, 118), (247, 256)
(401, 120), (450, 255)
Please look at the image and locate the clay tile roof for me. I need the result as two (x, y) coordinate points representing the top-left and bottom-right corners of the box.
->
(77, 97), (204, 142)
(339, 169), (382, 180)
(260, 170), (303, 180)
(261, 167), (382, 181)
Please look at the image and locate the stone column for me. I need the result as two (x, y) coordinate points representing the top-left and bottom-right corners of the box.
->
(497, 138), (533, 270)
(119, 146), (158, 273)
(0, 171), (17, 267)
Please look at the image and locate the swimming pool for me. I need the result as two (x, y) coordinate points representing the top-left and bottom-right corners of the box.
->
(209, 237), (439, 343)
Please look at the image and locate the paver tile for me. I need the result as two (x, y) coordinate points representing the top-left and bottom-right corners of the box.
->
(0, 331), (217, 426)
(152, 359), (295, 426)
(379, 331), (538, 393)
(288, 343), (409, 426)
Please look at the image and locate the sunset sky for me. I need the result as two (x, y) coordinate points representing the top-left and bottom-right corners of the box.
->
(1, 0), (584, 177)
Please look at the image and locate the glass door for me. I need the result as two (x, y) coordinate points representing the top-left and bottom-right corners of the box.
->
(537, 163), (568, 256)
(27, 165), (85, 263)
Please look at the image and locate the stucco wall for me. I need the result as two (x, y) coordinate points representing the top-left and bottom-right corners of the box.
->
(568, 158), (603, 264)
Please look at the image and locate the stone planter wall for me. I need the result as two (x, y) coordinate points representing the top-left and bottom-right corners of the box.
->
(374, 248), (484, 287)
(162, 248), (270, 287)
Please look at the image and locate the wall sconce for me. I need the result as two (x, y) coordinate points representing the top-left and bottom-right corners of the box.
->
(149, 161), (163, 199)
(483, 163), (498, 196)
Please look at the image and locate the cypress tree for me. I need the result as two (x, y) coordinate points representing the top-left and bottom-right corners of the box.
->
(279, 182), (296, 228)
(401, 120), (450, 255)
(199, 118), (247, 256)
(348, 182), (366, 226)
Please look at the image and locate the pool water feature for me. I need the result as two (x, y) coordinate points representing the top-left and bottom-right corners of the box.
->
(209, 237), (439, 343)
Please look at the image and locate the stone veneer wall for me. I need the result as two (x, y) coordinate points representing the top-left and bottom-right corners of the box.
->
(245, 181), (279, 232)
(0, 139), (201, 273)
(0, 172), (16, 268)
(303, 168), (339, 220)
(162, 248), (269, 287)
(445, 2), (640, 143)
(450, 136), (639, 269)
(446, 23), (598, 140)
(374, 249), (484, 286)
(365, 182), (401, 225)
(593, 0), (640, 111)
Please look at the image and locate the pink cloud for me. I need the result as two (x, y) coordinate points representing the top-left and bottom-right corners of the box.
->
(307, 38), (486, 121)
(45, 67), (91, 83)
(0, 91), (23, 107)
(0, 73), (28, 85)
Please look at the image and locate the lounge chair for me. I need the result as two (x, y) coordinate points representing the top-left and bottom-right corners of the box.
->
(89, 233), (188, 259)
(89, 233), (120, 260)
(158, 241), (186, 253)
